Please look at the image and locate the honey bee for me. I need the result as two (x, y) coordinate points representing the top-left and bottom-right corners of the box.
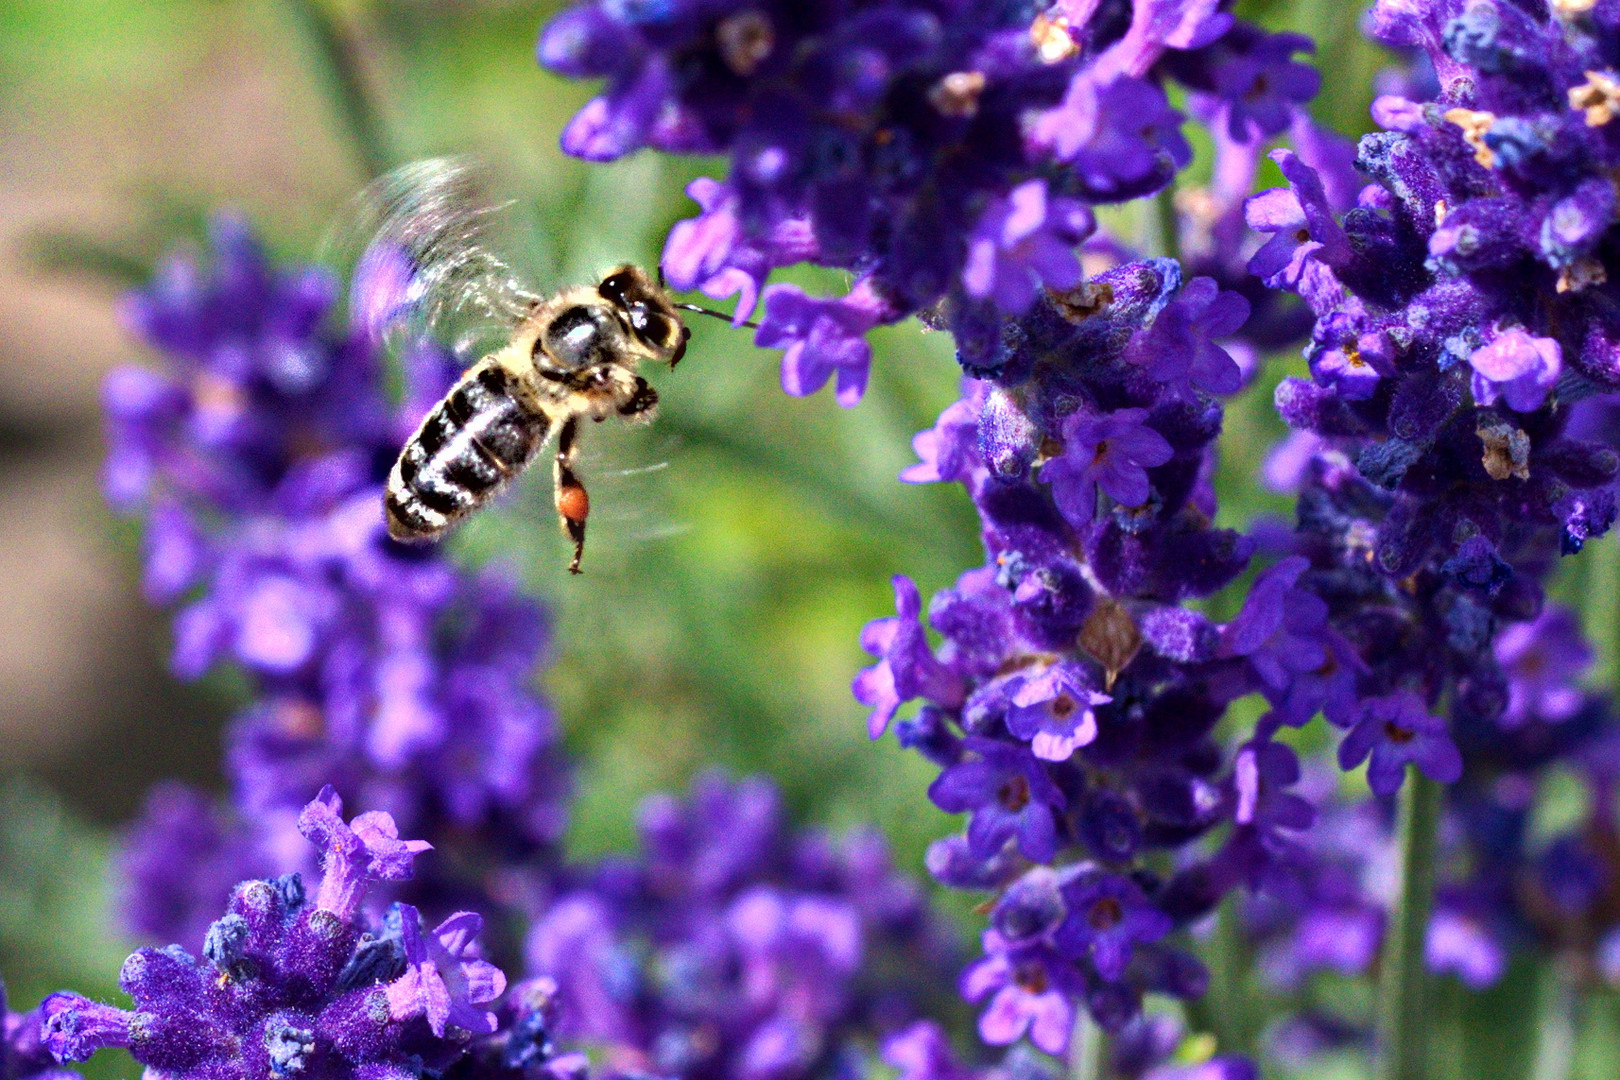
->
(343, 159), (739, 574)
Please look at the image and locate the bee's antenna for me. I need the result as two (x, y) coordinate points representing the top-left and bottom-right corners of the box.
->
(657, 263), (757, 329)
(676, 302), (759, 331)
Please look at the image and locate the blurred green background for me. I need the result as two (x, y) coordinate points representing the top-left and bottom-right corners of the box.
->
(4, 1), (1620, 1078)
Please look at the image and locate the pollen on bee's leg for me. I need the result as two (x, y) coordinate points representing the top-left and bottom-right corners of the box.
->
(558, 483), (589, 574)
(558, 484), (589, 523)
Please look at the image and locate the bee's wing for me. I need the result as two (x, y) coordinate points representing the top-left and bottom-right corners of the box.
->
(323, 157), (540, 355)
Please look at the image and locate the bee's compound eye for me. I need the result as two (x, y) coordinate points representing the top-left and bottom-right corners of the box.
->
(543, 305), (610, 369)
(598, 272), (633, 304)
(629, 305), (676, 348)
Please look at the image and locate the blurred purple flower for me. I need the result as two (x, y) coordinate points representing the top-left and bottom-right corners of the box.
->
(962, 181), (1094, 314)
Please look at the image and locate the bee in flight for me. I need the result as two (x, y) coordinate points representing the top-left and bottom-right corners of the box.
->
(343, 159), (741, 574)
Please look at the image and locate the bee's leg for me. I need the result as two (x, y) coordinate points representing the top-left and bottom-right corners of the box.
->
(554, 417), (589, 574)
(617, 376), (659, 421)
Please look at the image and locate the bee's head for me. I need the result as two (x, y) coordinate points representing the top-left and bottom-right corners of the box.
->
(597, 265), (689, 366)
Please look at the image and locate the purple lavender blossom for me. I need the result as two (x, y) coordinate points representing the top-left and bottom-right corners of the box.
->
(881, 1021), (978, 1080)
(1004, 661), (1111, 762)
(1243, 149), (1350, 291)
(884, 1019), (1076, 1080)
(1034, 76), (1194, 200)
(1041, 409), (1174, 529)
(900, 386), (985, 487)
(1055, 873), (1172, 982)
(661, 178), (816, 325)
(1219, 557), (1363, 728)
(854, 576), (965, 739)
(930, 739), (1067, 864)
(960, 934), (1076, 1055)
(1494, 608), (1591, 728)
(962, 181), (1094, 314)
(387, 908), (506, 1037)
(299, 785), (433, 919)
(1231, 739), (1316, 837)
(42, 790), (514, 1080)
(1123, 277), (1251, 396)
(1339, 692), (1462, 796)
(1425, 901), (1506, 990)
(1467, 327), (1561, 413)
(755, 280), (900, 407)
(1165, 24), (1321, 141)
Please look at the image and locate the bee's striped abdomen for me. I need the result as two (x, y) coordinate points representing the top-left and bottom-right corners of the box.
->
(385, 364), (548, 542)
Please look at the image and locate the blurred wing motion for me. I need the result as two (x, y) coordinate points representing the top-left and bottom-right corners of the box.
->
(328, 157), (540, 352)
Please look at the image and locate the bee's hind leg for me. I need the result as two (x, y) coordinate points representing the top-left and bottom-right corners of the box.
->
(554, 417), (589, 574)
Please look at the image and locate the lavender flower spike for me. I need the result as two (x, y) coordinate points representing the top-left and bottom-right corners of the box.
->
(873, 257), (1267, 1039)
(43, 789), (507, 1080)
(298, 784), (431, 920)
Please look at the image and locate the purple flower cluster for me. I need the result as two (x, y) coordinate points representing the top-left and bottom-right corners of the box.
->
(525, 773), (960, 1080)
(1209, 0), (1620, 1023)
(1250, 0), (1620, 572)
(1246, 603), (1620, 1011)
(538, 0), (1318, 402)
(855, 256), (1319, 1047)
(103, 219), (570, 946)
(38, 788), (541, 1080)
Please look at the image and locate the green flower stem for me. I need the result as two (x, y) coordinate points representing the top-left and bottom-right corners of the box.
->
(1376, 769), (1444, 1080)
(1531, 955), (1578, 1080)
(1205, 896), (1257, 1056)
(1071, 1010), (1105, 1080)
(1153, 182), (1181, 264)
(278, 0), (399, 178)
